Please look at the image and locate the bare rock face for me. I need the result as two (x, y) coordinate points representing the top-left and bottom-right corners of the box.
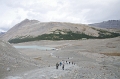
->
(89, 20), (120, 29)
(2, 19), (100, 41)
(0, 40), (37, 78)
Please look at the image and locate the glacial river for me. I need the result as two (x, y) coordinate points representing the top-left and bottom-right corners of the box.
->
(14, 45), (56, 50)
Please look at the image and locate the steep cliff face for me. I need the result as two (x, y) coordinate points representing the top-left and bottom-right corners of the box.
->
(89, 20), (120, 29)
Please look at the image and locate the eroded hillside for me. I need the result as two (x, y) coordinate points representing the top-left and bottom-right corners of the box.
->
(0, 40), (38, 78)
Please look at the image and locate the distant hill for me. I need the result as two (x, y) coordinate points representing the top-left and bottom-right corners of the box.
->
(89, 20), (120, 29)
(0, 32), (5, 37)
(2, 19), (120, 43)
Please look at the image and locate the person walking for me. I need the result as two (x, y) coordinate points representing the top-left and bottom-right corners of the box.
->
(62, 64), (64, 70)
(66, 61), (68, 64)
(60, 62), (62, 66)
(72, 61), (73, 65)
(56, 62), (59, 69)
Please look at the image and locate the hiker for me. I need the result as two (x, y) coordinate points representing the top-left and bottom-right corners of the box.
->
(62, 64), (64, 70)
(66, 61), (68, 64)
(62, 60), (64, 64)
(72, 61), (73, 65)
(56, 63), (59, 69)
(60, 62), (62, 66)
(69, 62), (70, 64)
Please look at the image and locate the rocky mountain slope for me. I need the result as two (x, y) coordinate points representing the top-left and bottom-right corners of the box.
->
(0, 40), (38, 79)
(89, 20), (120, 29)
(0, 32), (5, 37)
(2, 19), (99, 40)
(2, 19), (120, 43)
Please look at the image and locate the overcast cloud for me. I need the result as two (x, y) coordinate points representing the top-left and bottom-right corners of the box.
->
(0, 0), (120, 32)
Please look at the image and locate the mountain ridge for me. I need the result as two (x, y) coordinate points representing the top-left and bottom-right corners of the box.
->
(2, 19), (99, 41)
(89, 20), (120, 29)
(2, 19), (120, 43)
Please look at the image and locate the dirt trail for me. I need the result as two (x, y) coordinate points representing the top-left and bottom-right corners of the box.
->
(5, 64), (79, 79)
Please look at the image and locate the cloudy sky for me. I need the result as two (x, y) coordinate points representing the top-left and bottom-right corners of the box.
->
(0, 0), (120, 32)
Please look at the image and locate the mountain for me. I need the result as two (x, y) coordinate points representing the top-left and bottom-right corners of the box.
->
(89, 20), (120, 29)
(2, 19), (120, 43)
(0, 32), (5, 37)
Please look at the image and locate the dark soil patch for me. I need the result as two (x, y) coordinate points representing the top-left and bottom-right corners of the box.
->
(101, 53), (120, 56)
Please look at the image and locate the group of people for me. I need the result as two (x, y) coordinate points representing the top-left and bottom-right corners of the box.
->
(56, 62), (64, 70)
(56, 60), (75, 70)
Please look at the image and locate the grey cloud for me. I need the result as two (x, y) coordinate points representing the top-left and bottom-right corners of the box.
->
(85, 1), (120, 23)
(0, 0), (120, 32)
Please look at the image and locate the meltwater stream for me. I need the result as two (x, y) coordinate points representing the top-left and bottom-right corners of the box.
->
(14, 45), (56, 50)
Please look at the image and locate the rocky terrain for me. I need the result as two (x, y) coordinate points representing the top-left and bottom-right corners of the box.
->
(0, 36), (119, 79)
(0, 40), (39, 79)
(0, 19), (120, 79)
(89, 20), (120, 34)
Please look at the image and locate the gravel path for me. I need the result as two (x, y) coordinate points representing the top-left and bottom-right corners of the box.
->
(5, 64), (79, 79)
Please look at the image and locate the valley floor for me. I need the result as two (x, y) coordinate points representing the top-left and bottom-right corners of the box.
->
(4, 37), (120, 79)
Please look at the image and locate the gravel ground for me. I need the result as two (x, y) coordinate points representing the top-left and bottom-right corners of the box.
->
(1, 37), (120, 79)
